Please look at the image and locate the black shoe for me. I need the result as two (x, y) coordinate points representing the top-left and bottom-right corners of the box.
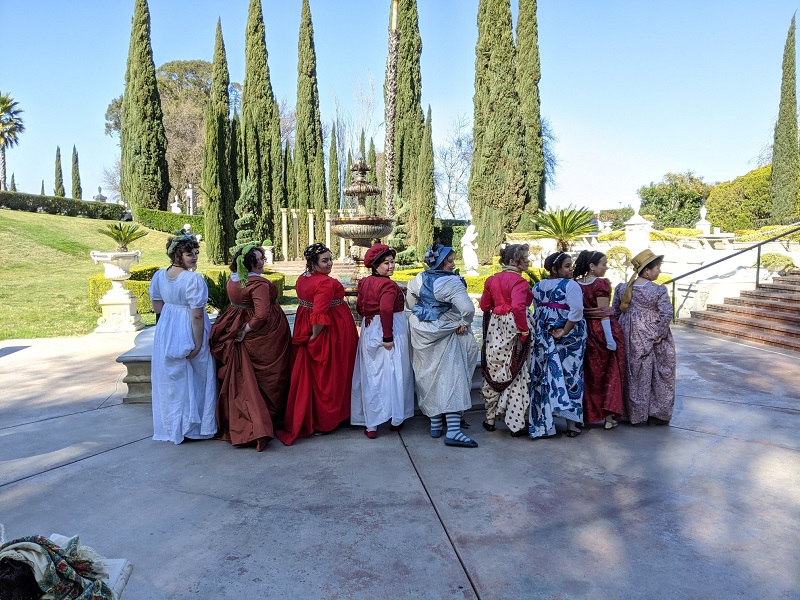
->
(482, 420), (496, 432)
(648, 417), (670, 426)
(461, 417), (471, 429)
(510, 428), (527, 437)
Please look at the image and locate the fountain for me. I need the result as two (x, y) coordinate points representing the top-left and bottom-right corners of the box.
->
(330, 157), (394, 321)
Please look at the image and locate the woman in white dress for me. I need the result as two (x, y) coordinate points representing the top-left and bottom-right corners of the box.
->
(407, 243), (480, 448)
(148, 230), (217, 444)
(350, 244), (415, 438)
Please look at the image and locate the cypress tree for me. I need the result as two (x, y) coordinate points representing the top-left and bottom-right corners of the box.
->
(40, 180), (45, 196)
(294, 0), (327, 244)
(9, 173), (15, 192)
(516, 0), (545, 225)
(387, 0), (424, 200)
(469, 0), (527, 262)
(414, 106), (435, 259)
(120, 0), (170, 212)
(231, 178), (258, 253)
(202, 19), (233, 265)
(285, 141), (296, 210)
(54, 146), (65, 197)
(241, 0), (283, 248)
(229, 110), (241, 252)
(328, 123), (341, 250)
(71, 145), (82, 199)
(769, 15), (800, 220)
(367, 137), (379, 215)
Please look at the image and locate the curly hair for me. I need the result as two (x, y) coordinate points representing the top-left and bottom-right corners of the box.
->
(573, 250), (606, 279)
(229, 245), (263, 273)
(543, 251), (571, 275)
(499, 243), (529, 266)
(303, 243), (331, 274)
(166, 238), (199, 267)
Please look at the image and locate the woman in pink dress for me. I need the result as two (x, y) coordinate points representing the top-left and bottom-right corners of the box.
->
(573, 250), (624, 429)
(277, 244), (358, 446)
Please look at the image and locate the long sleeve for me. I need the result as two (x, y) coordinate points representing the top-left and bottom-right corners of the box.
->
(439, 277), (475, 326)
(479, 276), (495, 312)
(655, 285), (674, 337)
(310, 276), (335, 326)
(564, 280), (584, 322)
(509, 277), (532, 333)
(405, 274), (421, 311)
(247, 279), (273, 331)
(378, 284), (397, 340)
(612, 283), (624, 318)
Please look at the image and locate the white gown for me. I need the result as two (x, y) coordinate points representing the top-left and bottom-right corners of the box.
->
(351, 312), (415, 428)
(406, 273), (479, 417)
(149, 269), (217, 444)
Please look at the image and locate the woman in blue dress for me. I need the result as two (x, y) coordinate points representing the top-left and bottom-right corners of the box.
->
(530, 251), (586, 438)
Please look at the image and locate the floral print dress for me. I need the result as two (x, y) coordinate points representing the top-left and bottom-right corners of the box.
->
(530, 278), (587, 438)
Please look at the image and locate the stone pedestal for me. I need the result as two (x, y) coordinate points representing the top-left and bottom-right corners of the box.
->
(624, 207), (653, 253)
(90, 250), (144, 333)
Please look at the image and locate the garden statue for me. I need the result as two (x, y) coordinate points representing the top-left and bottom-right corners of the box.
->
(170, 196), (182, 214)
(461, 224), (479, 275)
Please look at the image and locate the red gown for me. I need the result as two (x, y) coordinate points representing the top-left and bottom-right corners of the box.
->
(579, 278), (625, 423)
(276, 272), (358, 445)
(209, 275), (292, 445)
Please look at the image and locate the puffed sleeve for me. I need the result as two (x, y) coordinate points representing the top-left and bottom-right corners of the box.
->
(310, 275), (335, 326)
(185, 273), (208, 310)
(595, 278), (611, 298)
(149, 270), (163, 302)
(247, 279), (272, 331)
(479, 275), (495, 312)
(509, 277), (531, 333)
(564, 280), (584, 322)
(655, 285), (674, 337)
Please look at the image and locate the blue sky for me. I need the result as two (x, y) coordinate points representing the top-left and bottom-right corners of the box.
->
(3, 0), (799, 212)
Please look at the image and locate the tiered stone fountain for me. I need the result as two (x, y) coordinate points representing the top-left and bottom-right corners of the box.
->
(330, 158), (394, 321)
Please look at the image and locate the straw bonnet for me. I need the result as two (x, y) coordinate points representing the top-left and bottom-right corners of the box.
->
(631, 249), (664, 275)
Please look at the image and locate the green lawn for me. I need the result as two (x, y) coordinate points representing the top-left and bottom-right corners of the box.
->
(0, 209), (234, 340)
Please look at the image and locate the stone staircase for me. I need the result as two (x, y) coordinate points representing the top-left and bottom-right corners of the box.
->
(680, 269), (800, 352)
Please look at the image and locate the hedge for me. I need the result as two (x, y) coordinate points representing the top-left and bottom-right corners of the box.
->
(135, 207), (205, 234)
(433, 219), (469, 260)
(0, 190), (127, 219)
(89, 265), (285, 314)
(755, 253), (796, 272)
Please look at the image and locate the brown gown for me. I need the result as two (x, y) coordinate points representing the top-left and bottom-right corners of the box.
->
(210, 275), (292, 445)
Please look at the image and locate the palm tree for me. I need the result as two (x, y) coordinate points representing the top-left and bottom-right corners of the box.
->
(98, 222), (149, 252)
(529, 205), (596, 251)
(0, 91), (25, 192)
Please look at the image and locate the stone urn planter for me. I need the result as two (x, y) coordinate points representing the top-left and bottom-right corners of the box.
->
(263, 246), (275, 265)
(90, 250), (145, 332)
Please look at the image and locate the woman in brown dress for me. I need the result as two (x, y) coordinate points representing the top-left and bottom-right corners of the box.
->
(209, 244), (292, 451)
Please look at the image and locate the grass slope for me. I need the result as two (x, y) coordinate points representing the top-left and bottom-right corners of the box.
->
(0, 210), (224, 340)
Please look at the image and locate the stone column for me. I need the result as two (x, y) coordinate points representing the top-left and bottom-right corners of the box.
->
(340, 237), (346, 261)
(290, 209), (299, 260)
(324, 209), (331, 249)
(308, 210), (315, 246)
(624, 204), (653, 253)
(280, 208), (289, 261)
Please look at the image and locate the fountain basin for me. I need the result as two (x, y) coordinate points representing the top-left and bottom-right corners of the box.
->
(330, 217), (394, 247)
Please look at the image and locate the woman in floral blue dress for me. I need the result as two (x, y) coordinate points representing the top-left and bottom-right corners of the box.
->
(530, 251), (586, 438)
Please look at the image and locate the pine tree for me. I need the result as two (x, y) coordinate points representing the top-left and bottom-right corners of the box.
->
(387, 0), (424, 201)
(294, 0), (327, 244)
(469, 0), (527, 262)
(202, 19), (233, 265)
(516, 0), (545, 226)
(769, 15), (800, 220)
(40, 180), (45, 196)
(414, 106), (435, 259)
(9, 173), (15, 192)
(241, 0), (283, 248)
(229, 110), (241, 252)
(328, 123), (341, 250)
(71, 145), (82, 199)
(54, 146), (65, 197)
(120, 0), (170, 212)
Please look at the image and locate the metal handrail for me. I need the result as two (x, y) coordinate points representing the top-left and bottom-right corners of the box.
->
(662, 224), (800, 321)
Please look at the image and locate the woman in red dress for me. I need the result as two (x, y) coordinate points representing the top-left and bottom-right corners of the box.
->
(277, 244), (358, 446)
(209, 244), (292, 451)
(573, 250), (625, 428)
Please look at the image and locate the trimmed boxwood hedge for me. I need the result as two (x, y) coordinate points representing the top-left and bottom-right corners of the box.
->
(0, 190), (127, 219)
(135, 207), (205, 234)
(88, 265), (285, 314)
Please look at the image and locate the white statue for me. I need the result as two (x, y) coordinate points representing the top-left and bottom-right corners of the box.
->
(460, 224), (480, 276)
(170, 195), (182, 214)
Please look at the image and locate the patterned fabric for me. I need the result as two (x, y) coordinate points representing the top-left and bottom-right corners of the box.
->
(297, 298), (344, 309)
(0, 535), (114, 599)
(482, 311), (534, 432)
(612, 281), (676, 424)
(530, 278), (587, 438)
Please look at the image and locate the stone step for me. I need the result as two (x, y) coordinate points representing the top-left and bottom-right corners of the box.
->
(725, 296), (800, 316)
(739, 289), (800, 304)
(704, 303), (800, 326)
(788, 269), (800, 276)
(758, 281), (800, 293)
(678, 318), (800, 352)
(772, 275), (800, 285)
(688, 309), (800, 338)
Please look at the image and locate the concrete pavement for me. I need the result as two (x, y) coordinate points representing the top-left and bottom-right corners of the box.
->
(1, 328), (798, 599)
